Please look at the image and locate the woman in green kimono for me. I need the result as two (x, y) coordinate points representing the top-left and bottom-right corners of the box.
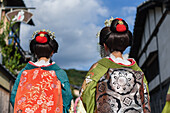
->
(81, 18), (151, 113)
(10, 30), (73, 113)
(162, 86), (170, 113)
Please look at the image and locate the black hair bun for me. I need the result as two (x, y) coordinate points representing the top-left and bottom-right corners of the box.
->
(110, 18), (129, 33)
(99, 27), (111, 46)
(110, 18), (132, 46)
(49, 39), (59, 53)
(30, 30), (59, 55)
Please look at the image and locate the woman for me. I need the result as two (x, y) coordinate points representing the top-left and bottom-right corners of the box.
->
(10, 30), (73, 113)
(81, 18), (151, 113)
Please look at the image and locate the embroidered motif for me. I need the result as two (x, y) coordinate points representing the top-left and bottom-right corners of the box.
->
(96, 68), (148, 113)
(85, 76), (93, 84)
(96, 94), (121, 113)
(123, 97), (132, 106)
(89, 72), (94, 78)
(108, 68), (136, 95)
(124, 108), (140, 113)
(14, 68), (63, 113)
(98, 83), (106, 92)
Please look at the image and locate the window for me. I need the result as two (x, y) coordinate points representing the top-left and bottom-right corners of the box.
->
(142, 51), (159, 82)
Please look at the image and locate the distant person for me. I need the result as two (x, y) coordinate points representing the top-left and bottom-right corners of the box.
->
(162, 86), (170, 113)
(10, 30), (73, 113)
(80, 18), (151, 113)
(74, 97), (86, 113)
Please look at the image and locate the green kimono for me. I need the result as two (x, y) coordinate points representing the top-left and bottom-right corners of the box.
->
(10, 61), (73, 113)
(162, 86), (170, 113)
(81, 58), (150, 113)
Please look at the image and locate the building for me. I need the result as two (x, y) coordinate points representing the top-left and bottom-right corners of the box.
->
(130, 0), (170, 112)
(0, 64), (16, 113)
(0, 0), (35, 63)
(0, 0), (35, 112)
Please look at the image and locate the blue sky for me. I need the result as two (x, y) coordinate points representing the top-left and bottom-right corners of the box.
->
(21, 0), (145, 70)
(98, 0), (145, 30)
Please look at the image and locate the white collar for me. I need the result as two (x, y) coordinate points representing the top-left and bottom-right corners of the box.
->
(34, 59), (51, 66)
(109, 54), (131, 65)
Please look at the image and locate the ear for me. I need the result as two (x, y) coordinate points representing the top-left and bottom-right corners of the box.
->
(104, 43), (108, 51)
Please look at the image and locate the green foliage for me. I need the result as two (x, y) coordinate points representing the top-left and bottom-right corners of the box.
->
(0, 19), (26, 75)
(65, 69), (87, 99)
(65, 69), (87, 87)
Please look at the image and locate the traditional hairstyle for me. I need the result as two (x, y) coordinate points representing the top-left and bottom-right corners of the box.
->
(104, 18), (132, 53)
(99, 27), (111, 46)
(99, 27), (111, 57)
(30, 30), (59, 59)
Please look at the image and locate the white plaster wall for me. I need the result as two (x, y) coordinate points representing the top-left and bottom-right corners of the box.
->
(144, 15), (150, 43)
(146, 37), (157, 57)
(157, 15), (170, 83)
(149, 75), (160, 91)
(155, 7), (162, 25)
(139, 52), (146, 67)
(163, 4), (166, 13)
(148, 9), (156, 35)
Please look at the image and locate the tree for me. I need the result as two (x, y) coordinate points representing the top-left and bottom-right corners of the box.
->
(0, 18), (26, 75)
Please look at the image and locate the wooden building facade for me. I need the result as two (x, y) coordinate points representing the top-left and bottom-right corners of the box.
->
(130, 0), (170, 112)
(0, 0), (35, 113)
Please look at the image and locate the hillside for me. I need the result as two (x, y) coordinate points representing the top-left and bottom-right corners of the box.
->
(65, 69), (88, 87)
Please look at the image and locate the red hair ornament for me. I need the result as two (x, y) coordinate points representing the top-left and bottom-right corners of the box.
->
(35, 32), (48, 43)
(110, 18), (127, 33)
(116, 18), (127, 32)
(116, 24), (127, 32)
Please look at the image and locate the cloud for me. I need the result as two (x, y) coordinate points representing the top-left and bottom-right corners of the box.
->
(120, 6), (137, 31)
(21, 0), (109, 70)
(122, 7), (136, 16)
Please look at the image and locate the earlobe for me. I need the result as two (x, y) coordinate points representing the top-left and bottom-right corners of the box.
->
(104, 43), (111, 56)
(104, 43), (108, 51)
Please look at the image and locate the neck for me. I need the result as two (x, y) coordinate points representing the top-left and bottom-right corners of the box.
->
(111, 51), (123, 59)
(38, 57), (49, 62)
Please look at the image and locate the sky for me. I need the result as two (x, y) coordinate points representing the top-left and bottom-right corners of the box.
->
(20, 0), (145, 70)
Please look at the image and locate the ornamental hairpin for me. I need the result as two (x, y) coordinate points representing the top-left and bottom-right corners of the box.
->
(96, 17), (114, 38)
(104, 17), (114, 27)
(32, 29), (56, 40)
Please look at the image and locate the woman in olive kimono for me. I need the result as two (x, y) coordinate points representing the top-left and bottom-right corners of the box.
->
(81, 18), (151, 113)
(162, 86), (170, 113)
(10, 30), (73, 113)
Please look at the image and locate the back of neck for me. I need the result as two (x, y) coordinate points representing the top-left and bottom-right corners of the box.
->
(111, 51), (123, 59)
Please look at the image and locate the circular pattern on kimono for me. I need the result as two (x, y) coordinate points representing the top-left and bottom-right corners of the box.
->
(108, 69), (136, 95)
(124, 108), (140, 113)
(97, 94), (121, 113)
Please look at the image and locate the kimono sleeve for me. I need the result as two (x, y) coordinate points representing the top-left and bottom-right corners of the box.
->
(80, 63), (108, 113)
(55, 69), (73, 113)
(62, 81), (73, 113)
(10, 68), (25, 107)
(81, 80), (97, 113)
(143, 75), (149, 95)
(140, 76), (151, 113)
(162, 86), (170, 113)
